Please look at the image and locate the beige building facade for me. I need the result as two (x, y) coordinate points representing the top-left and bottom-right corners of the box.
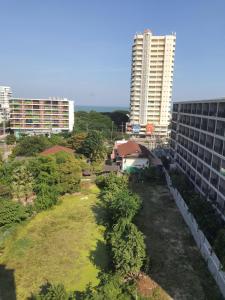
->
(127, 29), (176, 140)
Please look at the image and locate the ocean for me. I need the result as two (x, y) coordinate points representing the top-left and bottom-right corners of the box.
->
(76, 105), (129, 112)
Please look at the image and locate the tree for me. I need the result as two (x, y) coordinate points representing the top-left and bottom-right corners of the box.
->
(79, 131), (107, 161)
(48, 134), (68, 146)
(74, 111), (112, 137)
(13, 135), (51, 156)
(0, 200), (28, 226)
(110, 218), (146, 275)
(11, 165), (35, 204)
(57, 155), (82, 194)
(6, 134), (16, 145)
(68, 132), (87, 151)
(27, 156), (59, 191)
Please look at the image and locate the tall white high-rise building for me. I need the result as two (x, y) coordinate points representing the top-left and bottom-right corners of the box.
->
(127, 29), (176, 140)
(0, 86), (12, 123)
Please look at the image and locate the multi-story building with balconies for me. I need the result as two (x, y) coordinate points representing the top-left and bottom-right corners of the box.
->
(127, 29), (176, 141)
(170, 99), (225, 217)
(9, 97), (74, 136)
(0, 86), (12, 123)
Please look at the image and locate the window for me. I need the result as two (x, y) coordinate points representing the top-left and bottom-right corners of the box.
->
(214, 138), (223, 155)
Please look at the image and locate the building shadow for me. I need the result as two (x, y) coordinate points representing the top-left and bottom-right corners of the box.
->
(0, 264), (16, 300)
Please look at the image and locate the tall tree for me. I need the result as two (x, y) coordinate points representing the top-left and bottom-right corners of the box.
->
(79, 130), (106, 161)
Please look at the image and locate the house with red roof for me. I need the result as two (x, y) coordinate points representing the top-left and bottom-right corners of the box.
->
(113, 140), (150, 172)
(40, 145), (74, 156)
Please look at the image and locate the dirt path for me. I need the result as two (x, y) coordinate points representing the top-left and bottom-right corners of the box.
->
(134, 183), (223, 300)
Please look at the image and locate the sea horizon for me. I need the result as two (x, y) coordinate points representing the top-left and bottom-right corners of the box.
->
(75, 104), (129, 112)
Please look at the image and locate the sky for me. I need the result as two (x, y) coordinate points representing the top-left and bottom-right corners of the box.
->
(0, 0), (225, 106)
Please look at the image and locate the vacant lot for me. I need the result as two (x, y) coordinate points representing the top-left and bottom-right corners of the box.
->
(134, 183), (223, 300)
(0, 184), (108, 300)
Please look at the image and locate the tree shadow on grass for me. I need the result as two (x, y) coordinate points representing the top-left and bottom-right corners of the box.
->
(89, 240), (110, 273)
(91, 201), (108, 227)
(0, 264), (16, 300)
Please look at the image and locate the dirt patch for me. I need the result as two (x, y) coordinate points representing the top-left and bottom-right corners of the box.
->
(137, 273), (172, 300)
(134, 183), (223, 300)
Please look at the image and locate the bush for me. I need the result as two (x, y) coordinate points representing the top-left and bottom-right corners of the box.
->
(32, 281), (71, 300)
(110, 218), (146, 275)
(34, 184), (59, 212)
(105, 189), (141, 224)
(6, 134), (16, 145)
(0, 200), (28, 226)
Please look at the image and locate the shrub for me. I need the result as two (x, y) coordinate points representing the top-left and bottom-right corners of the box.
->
(6, 134), (16, 145)
(32, 281), (71, 300)
(105, 189), (141, 223)
(0, 200), (28, 226)
(34, 184), (59, 212)
(110, 218), (146, 275)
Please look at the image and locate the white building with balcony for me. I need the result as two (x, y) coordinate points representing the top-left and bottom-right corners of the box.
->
(9, 97), (74, 136)
(127, 29), (176, 141)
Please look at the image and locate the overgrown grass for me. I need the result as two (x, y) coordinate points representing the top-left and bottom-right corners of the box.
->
(0, 184), (108, 299)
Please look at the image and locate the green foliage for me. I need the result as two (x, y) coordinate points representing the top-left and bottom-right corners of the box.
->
(6, 134), (16, 145)
(79, 131), (107, 161)
(110, 218), (146, 275)
(11, 165), (35, 204)
(68, 132), (87, 151)
(97, 173), (128, 191)
(81, 273), (135, 300)
(105, 189), (141, 223)
(0, 183), (12, 199)
(74, 111), (112, 137)
(28, 156), (59, 190)
(34, 184), (59, 212)
(57, 155), (82, 194)
(102, 111), (129, 129)
(32, 282), (73, 300)
(13, 135), (51, 156)
(214, 229), (225, 268)
(48, 134), (68, 146)
(0, 199), (28, 226)
(98, 173), (146, 276)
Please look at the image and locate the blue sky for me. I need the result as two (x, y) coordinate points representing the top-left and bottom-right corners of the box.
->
(0, 0), (225, 106)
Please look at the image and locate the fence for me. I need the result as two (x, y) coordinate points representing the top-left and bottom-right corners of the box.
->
(164, 169), (225, 298)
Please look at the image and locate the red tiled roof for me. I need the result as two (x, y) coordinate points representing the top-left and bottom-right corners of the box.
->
(117, 141), (147, 157)
(40, 145), (74, 156)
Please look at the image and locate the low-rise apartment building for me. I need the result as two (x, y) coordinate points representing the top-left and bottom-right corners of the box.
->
(170, 98), (225, 216)
(9, 97), (74, 136)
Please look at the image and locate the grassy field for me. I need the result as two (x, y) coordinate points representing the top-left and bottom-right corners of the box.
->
(134, 183), (223, 300)
(0, 184), (108, 300)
